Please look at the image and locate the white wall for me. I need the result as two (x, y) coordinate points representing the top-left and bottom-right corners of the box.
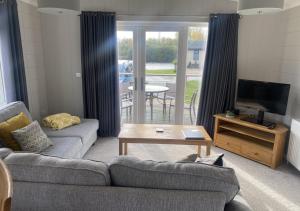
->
(237, 13), (286, 122)
(40, 0), (237, 117)
(238, 13), (285, 82)
(38, 0), (300, 124)
(17, 0), (48, 120)
(280, 6), (300, 125)
(40, 14), (84, 117)
(237, 5), (300, 125)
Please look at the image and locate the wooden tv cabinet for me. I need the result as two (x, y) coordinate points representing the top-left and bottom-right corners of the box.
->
(214, 114), (289, 169)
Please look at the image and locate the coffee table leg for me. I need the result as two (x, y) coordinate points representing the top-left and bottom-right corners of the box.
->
(206, 143), (211, 156)
(119, 141), (123, 155)
(197, 145), (201, 157)
(124, 143), (128, 155)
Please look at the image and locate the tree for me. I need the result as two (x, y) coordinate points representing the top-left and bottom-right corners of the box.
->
(118, 38), (133, 60)
(146, 38), (178, 63)
(118, 37), (179, 63)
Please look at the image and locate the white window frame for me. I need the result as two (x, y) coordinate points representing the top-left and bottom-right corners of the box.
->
(117, 21), (208, 124)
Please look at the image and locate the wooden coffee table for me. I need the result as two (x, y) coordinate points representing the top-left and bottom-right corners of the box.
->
(118, 124), (212, 156)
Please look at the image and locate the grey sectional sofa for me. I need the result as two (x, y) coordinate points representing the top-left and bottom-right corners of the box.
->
(0, 149), (252, 211)
(0, 102), (252, 210)
(0, 101), (99, 158)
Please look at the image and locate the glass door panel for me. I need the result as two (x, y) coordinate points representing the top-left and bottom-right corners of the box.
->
(117, 31), (135, 125)
(144, 31), (179, 124)
(183, 26), (208, 125)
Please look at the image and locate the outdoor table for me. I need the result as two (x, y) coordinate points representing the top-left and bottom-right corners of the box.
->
(128, 85), (169, 120)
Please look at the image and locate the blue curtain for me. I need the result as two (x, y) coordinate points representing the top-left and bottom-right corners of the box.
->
(0, 0), (28, 107)
(197, 14), (239, 136)
(81, 11), (120, 137)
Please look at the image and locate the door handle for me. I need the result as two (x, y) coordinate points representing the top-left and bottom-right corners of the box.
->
(141, 77), (145, 91)
(134, 77), (137, 91)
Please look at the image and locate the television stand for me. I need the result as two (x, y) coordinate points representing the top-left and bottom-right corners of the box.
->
(214, 114), (288, 169)
(241, 117), (276, 129)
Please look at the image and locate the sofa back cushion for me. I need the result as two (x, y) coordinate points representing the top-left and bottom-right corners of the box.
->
(109, 156), (240, 203)
(0, 102), (32, 123)
(4, 153), (111, 186)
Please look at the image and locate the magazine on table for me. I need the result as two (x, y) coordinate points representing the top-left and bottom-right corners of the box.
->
(182, 129), (204, 140)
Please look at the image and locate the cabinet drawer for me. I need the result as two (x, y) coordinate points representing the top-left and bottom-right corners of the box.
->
(215, 134), (241, 154)
(241, 146), (272, 165)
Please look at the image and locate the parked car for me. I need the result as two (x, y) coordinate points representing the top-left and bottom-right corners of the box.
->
(119, 60), (133, 83)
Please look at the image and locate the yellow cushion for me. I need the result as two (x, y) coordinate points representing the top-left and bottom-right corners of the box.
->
(42, 113), (81, 130)
(0, 112), (31, 150)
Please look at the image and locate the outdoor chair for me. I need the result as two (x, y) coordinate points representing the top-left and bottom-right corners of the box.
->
(120, 96), (133, 119)
(120, 82), (133, 119)
(169, 90), (198, 124)
(156, 83), (176, 115)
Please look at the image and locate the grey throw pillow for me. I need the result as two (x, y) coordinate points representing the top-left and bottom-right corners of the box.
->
(195, 154), (224, 166)
(178, 153), (224, 166)
(12, 121), (53, 153)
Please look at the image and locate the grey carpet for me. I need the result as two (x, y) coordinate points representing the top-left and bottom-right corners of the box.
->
(84, 137), (300, 211)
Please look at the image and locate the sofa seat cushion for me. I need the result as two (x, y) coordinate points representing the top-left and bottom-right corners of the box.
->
(4, 153), (111, 186)
(43, 119), (99, 145)
(41, 137), (82, 159)
(109, 156), (240, 203)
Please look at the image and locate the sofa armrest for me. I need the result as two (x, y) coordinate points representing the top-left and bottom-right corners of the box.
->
(4, 152), (110, 186)
(0, 148), (12, 159)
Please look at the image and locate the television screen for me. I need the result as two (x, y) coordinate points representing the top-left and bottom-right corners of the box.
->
(237, 80), (290, 115)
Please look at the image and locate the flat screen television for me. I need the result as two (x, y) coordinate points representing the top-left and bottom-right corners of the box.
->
(236, 79), (290, 125)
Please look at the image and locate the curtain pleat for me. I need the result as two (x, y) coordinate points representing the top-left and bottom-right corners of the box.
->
(80, 11), (120, 137)
(197, 14), (239, 136)
(0, 0), (28, 107)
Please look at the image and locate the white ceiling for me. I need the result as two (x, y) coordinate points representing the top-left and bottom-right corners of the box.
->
(20, 0), (300, 10)
(285, 0), (300, 9)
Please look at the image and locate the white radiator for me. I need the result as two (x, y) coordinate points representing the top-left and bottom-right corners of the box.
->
(287, 119), (300, 171)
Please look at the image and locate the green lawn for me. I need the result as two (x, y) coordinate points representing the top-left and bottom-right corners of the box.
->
(146, 69), (176, 75)
(145, 69), (200, 103)
(185, 80), (200, 103)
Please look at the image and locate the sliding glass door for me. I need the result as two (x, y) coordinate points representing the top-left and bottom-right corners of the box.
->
(117, 22), (208, 126)
(144, 31), (178, 124)
(182, 26), (208, 125)
(117, 30), (135, 124)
